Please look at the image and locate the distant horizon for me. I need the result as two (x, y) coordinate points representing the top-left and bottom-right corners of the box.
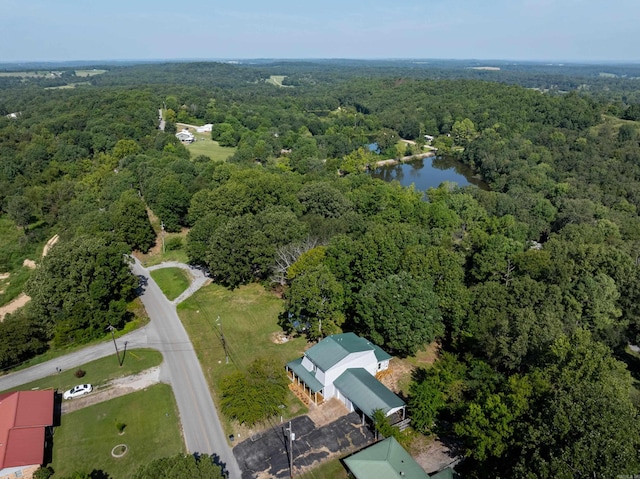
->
(2, 57), (640, 67)
(2, 1), (638, 64)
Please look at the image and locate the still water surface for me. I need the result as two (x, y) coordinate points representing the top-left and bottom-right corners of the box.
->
(371, 155), (488, 192)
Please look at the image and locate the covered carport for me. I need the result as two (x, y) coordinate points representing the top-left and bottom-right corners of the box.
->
(333, 368), (405, 425)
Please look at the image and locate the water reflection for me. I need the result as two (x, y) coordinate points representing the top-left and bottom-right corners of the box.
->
(370, 155), (488, 192)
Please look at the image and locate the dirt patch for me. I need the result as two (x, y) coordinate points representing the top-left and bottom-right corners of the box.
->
(378, 360), (415, 397)
(0, 293), (31, 322)
(306, 398), (349, 427)
(0, 273), (9, 281)
(42, 234), (59, 257)
(271, 332), (290, 344)
(23, 259), (36, 269)
(410, 435), (460, 474)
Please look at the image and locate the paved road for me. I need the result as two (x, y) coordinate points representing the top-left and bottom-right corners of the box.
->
(0, 259), (241, 478)
(158, 108), (165, 131)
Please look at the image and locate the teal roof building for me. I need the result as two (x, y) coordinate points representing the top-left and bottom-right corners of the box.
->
(286, 333), (405, 422)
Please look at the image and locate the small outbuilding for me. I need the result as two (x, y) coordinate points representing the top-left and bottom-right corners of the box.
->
(344, 437), (429, 479)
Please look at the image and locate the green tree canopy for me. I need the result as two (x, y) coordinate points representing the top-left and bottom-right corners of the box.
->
(132, 453), (224, 479)
(25, 236), (138, 346)
(354, 272), (443, 356)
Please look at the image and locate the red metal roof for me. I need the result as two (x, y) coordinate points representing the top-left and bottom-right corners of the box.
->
(0, 389), (54, 469)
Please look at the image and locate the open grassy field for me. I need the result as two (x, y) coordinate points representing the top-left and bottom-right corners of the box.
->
(75, 69), (107, 77)
(1, 349), (162, 394)
(51, 384), (184, 479)
(178, 283), (309, 433)
(266, 75), (287, 87)
(185, 130), (236, 161)
(150, 267), (192, 301)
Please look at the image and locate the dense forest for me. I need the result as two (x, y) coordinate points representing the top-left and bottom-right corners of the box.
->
(1, 60), (640, 477)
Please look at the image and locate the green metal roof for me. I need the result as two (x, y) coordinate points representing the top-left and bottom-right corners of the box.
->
(344, 437), (430, 479)
(286, 358), (323, 393)
(334, 368), (405, 418)
(305, 333), (392, 371)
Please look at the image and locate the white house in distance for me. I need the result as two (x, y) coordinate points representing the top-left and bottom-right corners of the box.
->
(286, 333), (405, 423)
(196, 124), (213, 133)
(176, 128), (195, 143)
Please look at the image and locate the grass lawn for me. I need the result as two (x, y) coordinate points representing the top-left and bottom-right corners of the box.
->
(298, 458), (349, 479)
(184, 130), (236, 161)
(51, 384), (184, 479)
(266, 75), (288, 87)
(2, 349), (162, 394)
(150, 267), (192, 301)
(75, 69), (107, 77)
(178, 283), (309, 434)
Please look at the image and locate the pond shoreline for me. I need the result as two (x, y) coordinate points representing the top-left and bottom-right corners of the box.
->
(373, 151), (436, 169)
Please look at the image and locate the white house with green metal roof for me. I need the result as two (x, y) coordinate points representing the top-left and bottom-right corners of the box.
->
(286, 333), (405, 422)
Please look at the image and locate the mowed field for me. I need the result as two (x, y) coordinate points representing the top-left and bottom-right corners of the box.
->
(52, 384), (184, 479)
(178, 283), (309, 434)
(184, 129), (236, 161)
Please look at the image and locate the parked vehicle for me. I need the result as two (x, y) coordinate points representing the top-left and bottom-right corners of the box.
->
(63, 384), (93, 400)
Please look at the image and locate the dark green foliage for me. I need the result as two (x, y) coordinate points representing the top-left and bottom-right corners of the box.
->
(25, 236), (138, 346)
(165, 236), (183, 251)
(132, 453), (224, 479)
(220, 358), (288, 426)
(111, 190), (156, 252)
(144, 174), (191, 232)
(371, 409), (404, 442)
(0, 310), (48, 370)
(33, 466), (55, 479)
(205, 206), (308, 287)
(354, 272), (443, 356)
(283, 264), (345, 339)
(297, 182), (352, 218)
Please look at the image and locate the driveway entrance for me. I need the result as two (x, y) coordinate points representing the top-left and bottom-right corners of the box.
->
(234, 412), (374, 478)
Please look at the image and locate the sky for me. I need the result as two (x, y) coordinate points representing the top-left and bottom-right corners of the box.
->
(1, 0), (638, 63)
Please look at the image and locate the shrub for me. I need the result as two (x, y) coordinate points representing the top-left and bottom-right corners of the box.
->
(165, 237), (183, 251)
(116, 421), (126, 434)
(74, 368), (86, 378)
(34, 466), (54, 479)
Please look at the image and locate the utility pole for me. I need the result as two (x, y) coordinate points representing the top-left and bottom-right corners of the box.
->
(216, 316), (229, 364)
(284, 421), (295, 477)
(161, 221), (165, 254)
(107, 325), (123, 367)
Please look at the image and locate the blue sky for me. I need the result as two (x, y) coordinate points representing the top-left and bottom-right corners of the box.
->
(1, 0), (638, 62)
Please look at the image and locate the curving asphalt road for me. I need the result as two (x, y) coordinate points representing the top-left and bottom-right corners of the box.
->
(0, 259), (241, 478)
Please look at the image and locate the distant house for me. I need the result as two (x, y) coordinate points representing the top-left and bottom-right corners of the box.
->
(0, 389), (55, 479)
(286, 333), (405, 423)
(176, 129), (195, 143)
(196, 124), (213, 133)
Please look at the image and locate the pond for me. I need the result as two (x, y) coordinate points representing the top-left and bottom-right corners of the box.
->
(370, 155), (488, 193)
